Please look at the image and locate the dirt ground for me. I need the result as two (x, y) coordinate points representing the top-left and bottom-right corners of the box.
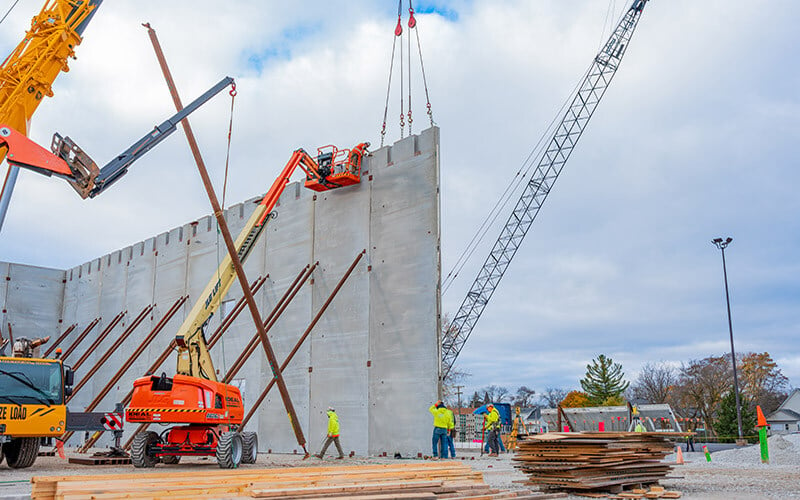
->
(1, 447), (799, 499)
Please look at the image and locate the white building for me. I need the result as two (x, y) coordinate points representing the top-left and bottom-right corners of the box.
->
(767, 389), (800, 434)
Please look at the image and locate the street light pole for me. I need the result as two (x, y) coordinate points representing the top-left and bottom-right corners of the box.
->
(455, 385), (464, 441)
(712, 237), (744, 443)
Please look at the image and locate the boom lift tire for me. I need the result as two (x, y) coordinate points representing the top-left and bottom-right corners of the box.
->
(216, 432), (243, 469)
(3, 437), (40, 469)
(131, 431), (160, 468)
(241, 432), (258, 464)
(0, 442), (4, 465)
(160, 454), (181, 465)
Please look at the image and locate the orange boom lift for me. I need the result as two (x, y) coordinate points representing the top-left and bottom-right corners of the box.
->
(126, 143), (368, 468)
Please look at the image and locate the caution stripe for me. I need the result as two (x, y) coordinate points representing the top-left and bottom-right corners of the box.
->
(126, 408), (206, 413)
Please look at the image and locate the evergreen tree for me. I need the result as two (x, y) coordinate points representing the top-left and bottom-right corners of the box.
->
(468, 391), (482, 408)
(715, 390), (757, 443)
(580, 354), (630, 405)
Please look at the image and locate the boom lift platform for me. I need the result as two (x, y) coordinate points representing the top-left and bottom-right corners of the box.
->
(125, 142), (369, 468)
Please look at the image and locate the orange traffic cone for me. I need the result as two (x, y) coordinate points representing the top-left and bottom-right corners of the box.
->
(756, 406), (768, 428)
(676, 446), (684, 465)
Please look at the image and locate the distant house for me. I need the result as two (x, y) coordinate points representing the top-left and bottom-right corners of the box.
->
(767, 389), (800, 434)
(538, 404), (682, 433)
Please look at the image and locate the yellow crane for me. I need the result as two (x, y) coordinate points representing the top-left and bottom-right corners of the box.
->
(0, 0), (102, 231)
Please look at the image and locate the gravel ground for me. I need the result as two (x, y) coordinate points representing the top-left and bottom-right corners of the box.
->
(2, 439), (800, 499)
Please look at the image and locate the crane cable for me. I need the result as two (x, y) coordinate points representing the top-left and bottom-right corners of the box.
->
(380, 0), (434, 147)
(221, 82), (237, 210)
(406, 4), (412, 135)
(0, 0), (22, 25)
(442, 3), (627, 294)
(379, 2), (402, 147)
(214, 82), (239, 393)
(409, 0), (434, 128)
(442, 64), (593, 294)
(399, 2), (404, 139)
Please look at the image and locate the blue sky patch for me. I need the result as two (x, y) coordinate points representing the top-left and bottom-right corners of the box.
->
(413, 1), (460, 22)
(245, 21), (323, 74)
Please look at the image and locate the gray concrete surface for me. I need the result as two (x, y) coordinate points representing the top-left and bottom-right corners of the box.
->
(0, 127), (441, 457)
(2, 447), (798, 499)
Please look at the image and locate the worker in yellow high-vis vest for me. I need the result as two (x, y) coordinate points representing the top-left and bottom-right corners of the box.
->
(484, 404), (501, 457)
(315, 407), (345, 459)
(429, 401), (449, 459)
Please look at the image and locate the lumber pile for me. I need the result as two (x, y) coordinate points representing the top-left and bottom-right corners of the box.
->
(574, 485), (682, 499)
(513, 432), (680, 493)
(31, 461), (566, 500)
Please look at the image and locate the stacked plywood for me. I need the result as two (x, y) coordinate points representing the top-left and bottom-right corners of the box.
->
(513, 432), (681, 492)
(32, 461), (568, 500)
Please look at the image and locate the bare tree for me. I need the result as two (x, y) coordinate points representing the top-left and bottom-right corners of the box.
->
(539, 387), (569, 408)
(478, 385), (510, 403)
(513, 386), (536, 407)
(677, 356), (732, 435)
(442, 367), (471, 406)
(631, 362), (677, 404)
(495, 386), (510, 402)
(739, 352), (790, 413)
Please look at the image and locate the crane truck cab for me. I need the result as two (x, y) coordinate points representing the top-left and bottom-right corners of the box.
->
(0, 338), (72, 468)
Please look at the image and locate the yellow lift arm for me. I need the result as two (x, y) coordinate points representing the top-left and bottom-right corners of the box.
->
(175, 143), (369, 381)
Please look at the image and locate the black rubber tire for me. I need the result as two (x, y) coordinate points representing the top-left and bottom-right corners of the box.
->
(241, 432), (258, 464)
(131, 431), (160, 468)
(5, 437), (39, 469)
(216, 432), (243, 469)
(160, 454), (181, 465)
(0, 441), (4, 465)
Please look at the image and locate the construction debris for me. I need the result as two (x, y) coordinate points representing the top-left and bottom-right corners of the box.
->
(513, 432), (683, 493)
(31, 461), (566, 500)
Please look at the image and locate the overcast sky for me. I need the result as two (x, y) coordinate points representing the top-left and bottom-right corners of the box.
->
(1, 0), (798, 399)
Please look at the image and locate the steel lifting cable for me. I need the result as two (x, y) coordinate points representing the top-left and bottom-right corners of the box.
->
(442, 64), (594, 294)
(380, 1), (404, 147)
(0, 0), (22, 25)
(399, 3), (405, 139)
(380, 0), (435, 145)
(408, 0), (434, 127)
(407, 3), (415, 135)
(597, 0), (617, 51)
(215, 83), (239, 391)
(221, 82), (237, 210)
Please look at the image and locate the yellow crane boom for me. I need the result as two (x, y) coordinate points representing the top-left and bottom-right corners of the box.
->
(0, 0), (101, 230)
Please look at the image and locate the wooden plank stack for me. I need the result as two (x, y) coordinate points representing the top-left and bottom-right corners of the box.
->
(513, 432), (681, 493)
(31, 461), (567, 500)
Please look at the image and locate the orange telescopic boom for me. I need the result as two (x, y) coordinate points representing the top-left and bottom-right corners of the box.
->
(126, 142), (369, 469)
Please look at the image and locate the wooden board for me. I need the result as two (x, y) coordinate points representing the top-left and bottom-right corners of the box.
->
(513, 432), (677, 493)
(31, 462), (563, 500)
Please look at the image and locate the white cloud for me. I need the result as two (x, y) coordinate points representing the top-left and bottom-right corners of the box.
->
(1, 0), (798, 394)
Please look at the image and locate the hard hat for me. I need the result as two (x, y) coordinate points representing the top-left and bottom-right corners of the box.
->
(487, 404), (494, 409)
(328, 406), (335, 412)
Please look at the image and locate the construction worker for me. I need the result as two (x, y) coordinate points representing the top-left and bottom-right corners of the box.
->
(315, 407), (344, 459)
(429, 401), (449, 459)
(445, 406), (456, 458)
(484, 404), (501, 457)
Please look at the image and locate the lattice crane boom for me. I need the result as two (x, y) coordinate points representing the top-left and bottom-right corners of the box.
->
(441, 0), (652, 379)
